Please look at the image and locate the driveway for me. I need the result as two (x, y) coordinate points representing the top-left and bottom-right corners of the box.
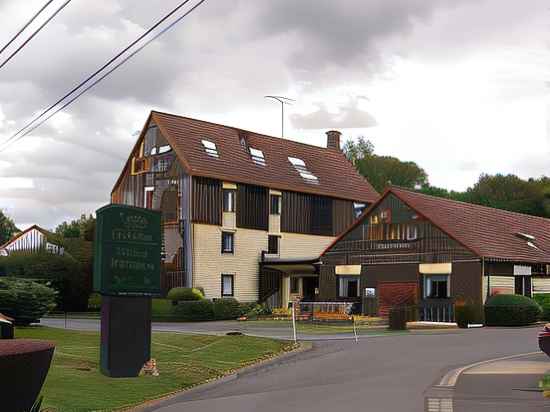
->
(138, 326), (543, 412)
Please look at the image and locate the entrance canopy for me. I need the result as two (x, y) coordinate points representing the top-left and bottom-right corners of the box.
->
(260, 256), (320, 275)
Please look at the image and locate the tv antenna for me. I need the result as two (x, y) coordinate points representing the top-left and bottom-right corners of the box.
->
(265, 95), (295, 137)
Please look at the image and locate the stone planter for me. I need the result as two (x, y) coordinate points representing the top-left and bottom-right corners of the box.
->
(0, 339), (55, 412)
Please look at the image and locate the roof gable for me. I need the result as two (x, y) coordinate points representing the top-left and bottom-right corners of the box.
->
(323, 186), (550, 263)
(113, 111), (378, 203)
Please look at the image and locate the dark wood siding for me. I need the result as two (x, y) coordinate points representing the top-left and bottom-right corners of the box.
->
(332, 199), (355, 236)
(451, 261), (483, 322)
(281, 191), (337, 236)
(319, 265), (337, 300)
(236, 184), (268, 231)
(191, 176), (222, 225)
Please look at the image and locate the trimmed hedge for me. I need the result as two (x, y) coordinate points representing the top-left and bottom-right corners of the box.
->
(167, 287), (204, 302)
(455, 301), (475, 328)
(484, 294), (541, 326)
(533, 294), (550, 321)
(0, 278), (57, 325)
(171, 298), (250, 321)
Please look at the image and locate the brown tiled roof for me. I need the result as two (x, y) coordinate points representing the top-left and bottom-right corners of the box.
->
(324, 186), (550, 263)
(128, 111), (378, 203)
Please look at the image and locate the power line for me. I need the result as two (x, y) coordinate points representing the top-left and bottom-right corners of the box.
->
(0, 0), (72, 71)
(1, 0), (198, 150)
(0, 0), (56, 57)
(0, 0), (208, 153)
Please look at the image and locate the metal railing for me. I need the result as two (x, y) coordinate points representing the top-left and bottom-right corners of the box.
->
(161, 270), (186, 295)
(418, 299), (454, 322)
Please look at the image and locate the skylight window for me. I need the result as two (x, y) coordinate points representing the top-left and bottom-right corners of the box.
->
(158, 145), (171, 154)
(288, 157), (318, 184)
(250, 147), (266, 166)
(516, 232), (535, 241)
(201, 139), (219, 158)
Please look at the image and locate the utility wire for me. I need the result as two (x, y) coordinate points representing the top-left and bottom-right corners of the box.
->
(2, 0), (196, 149)
(0, 0), (208, 153)
(0, 0), (56, 57)
(0, 0), (72, 71)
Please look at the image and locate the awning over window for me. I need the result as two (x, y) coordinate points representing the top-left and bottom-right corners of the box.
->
(260, 256), (320, 275)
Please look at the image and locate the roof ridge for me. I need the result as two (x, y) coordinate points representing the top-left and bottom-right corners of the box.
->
(391, 186), (550, 224)
(151, 109), (342, 153)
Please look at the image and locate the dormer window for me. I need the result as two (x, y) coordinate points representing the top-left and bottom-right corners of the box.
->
(288, 157), (318, 184)
(250, 147), (266, 166)
(202, 139), (219, 158)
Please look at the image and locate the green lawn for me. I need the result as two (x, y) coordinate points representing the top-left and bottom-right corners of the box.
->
(16, 326), (294, 412)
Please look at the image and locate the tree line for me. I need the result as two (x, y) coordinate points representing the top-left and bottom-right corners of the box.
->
(344, 137), (550, 218)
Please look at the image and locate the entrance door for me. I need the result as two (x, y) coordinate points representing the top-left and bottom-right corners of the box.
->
(302, 277), (318, 301)
(515, 276), (532, 297)
(378, 281), (418, 317)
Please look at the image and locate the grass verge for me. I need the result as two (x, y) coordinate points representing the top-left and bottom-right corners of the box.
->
(16, 326), (294, 411)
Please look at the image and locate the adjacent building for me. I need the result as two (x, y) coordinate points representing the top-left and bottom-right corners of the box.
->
(111, 111), (378, 306)
(320, 187), (550, 321)
(0, 225), (64, 256)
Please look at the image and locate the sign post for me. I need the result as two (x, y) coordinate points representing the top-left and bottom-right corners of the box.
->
(93, 204), (161, 377)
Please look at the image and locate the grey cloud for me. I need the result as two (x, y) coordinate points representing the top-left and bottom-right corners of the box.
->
(291, 99), (376, 130)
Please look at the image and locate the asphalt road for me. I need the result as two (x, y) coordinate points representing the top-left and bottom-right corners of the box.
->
(41, 318), (547, 411)
(140, 326), (542, 412)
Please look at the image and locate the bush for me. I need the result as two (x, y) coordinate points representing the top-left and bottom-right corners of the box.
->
(88, 293), (101, 311)
(484, 294), (542, 326)
(533, 294), (550, 321)
(212, 298), (243, 320)
(0, 278), (56, 325)
(243, 303), (272, 318)
(455, 300), (475, 328)
(167, 287), (204, 302)
(388, 306), (410, 330)
(172, 300), (214, 321)
(0, 251), (89, 311)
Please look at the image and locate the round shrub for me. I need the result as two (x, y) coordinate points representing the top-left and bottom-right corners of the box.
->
(87, 292), (101, 311)
(484, 294), (542, 326)
(212, 298), (243, 320)
(167, 287), (204, 302)
(533, 294), (550, 321)
(172, 300), (214, 321)
(455, 301), (475, 328)
(0, 278), (57, 325)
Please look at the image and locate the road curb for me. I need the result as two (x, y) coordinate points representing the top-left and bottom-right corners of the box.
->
(131, 341), (313, 412)
(436, 351), (543, 388)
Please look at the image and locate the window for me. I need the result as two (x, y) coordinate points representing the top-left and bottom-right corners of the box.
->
(270, 195), (281, 215)
(221, 232), (234, 253)
(424, 275), (449, 299)
(223, 189), (236, 212)
(221, 274), (234, 297)
(268, 235), (279, 254)
(354, 203), (366, 218)
(158, 145), (171, 154)
(288, 157), (319, 184)
(144, 187), (154, 209)
(250, 147), (266, 166)
(406, 225), (418, 240)
(202, 139), (219, 158)
(151, 157), (169, 172)
(290, 277), (300, 294)
(338, 276), (360, 297)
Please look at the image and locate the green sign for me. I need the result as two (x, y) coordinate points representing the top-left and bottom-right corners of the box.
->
(93, 204), (161, 296)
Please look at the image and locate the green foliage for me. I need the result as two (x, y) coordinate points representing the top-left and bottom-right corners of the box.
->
(343, 138), (428, 193)
(55, 214), (95, 241)
(88, 293), (101, 311)
(243, 303), (272, 318)
(171, 298), (251, 321)
(167, 287), (204, 302)
(0, 278), (56, 325)
(454, 301), (475, 328)
(0, 210), (18, 245)
(0, 251), (88, 311)
(388, 306), (410, 330)
(484, 294), (542, 326)
(212, 298), (244, 320)
(172, 300), (215, 321)
(533, 294), (550, 320)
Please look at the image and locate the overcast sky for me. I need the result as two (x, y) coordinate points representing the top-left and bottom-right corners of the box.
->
(0, 0), (549, 230)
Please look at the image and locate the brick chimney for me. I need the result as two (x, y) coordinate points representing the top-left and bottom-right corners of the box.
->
(326, 130), (342, 150)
